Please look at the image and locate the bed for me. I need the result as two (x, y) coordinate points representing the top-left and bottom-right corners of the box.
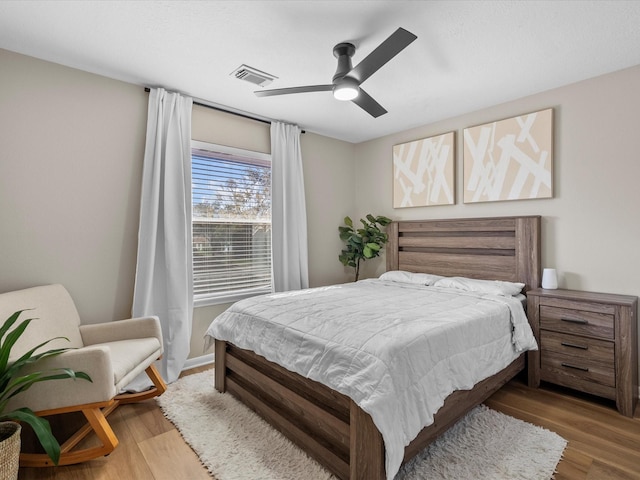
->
(207, 215), (541, 480)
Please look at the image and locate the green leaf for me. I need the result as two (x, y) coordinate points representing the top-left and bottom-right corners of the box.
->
(0, 341), (72, 393)
(339, 230), (352, 241)
(0, 310), (31, 343)
(4, 369), (92, 401)
(5, 408), (61, 465)
(349, 235), (363, 244)
(344, 216), (353, 227)
(0, 318), (32, 374)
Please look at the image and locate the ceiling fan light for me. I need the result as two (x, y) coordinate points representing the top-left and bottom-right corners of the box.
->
(333, 78), (359, 101)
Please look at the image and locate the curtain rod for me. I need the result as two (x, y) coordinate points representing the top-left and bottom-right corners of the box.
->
(144, 87), (269, 125)
(144, 87), (305, 133)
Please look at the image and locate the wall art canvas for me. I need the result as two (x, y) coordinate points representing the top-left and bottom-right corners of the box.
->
(393, 131), (455, 208)
(463, 108), (553, 203)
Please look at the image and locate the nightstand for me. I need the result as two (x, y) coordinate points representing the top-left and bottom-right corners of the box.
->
(527, 288), (638, 417)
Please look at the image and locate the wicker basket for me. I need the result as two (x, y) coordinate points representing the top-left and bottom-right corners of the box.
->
(0, 422), (21, 480)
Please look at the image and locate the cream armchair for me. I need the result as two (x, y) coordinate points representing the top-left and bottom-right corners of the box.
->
(0, 284), (167, 467)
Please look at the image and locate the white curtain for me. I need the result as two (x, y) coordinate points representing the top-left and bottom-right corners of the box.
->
(128, 88), (193, 390)
(270, 122), (309, 292)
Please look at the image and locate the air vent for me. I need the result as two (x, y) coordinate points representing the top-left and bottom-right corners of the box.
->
(231, 64), (277, 87)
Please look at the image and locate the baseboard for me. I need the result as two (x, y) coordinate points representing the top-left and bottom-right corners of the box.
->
(182, 353), (214, 371)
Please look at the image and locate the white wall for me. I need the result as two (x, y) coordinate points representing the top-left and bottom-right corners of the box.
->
(353, 65), (640, 299)
(0, 49), (355, 358)
(301, 132), (356, 287)
(0, 48), (148, 323)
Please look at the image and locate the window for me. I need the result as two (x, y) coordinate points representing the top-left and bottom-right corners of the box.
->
(191, 140), (271, 306)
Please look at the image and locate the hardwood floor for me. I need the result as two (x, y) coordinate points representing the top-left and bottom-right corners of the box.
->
(485, 379), (640, 480)
(18, 367), (640, 480)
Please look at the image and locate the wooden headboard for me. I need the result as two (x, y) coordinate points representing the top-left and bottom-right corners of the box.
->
(386, 216), (541, 292)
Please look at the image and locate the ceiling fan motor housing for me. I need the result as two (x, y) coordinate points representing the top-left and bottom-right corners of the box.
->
(332, 42), (356, 83)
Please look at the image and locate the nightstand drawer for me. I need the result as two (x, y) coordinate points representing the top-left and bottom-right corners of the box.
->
(540, 331), (614, 368)
(541, 350), (616, 399)
(540, 305), (614, 340)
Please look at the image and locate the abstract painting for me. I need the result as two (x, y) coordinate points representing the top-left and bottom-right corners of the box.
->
(393, 131), (455, 208)
(463, 108), (553, 203)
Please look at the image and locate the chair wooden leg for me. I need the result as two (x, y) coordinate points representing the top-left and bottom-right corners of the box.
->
(115, 364), (167, 404)
(19, 406), (119, 467)
(58, 401), (120, 455)
(19, 362), (167, 467)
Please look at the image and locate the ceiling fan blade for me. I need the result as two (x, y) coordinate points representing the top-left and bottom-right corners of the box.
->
(351, 88), (387, 118)
(348, 27), (417, 84)
(255, 85), (333, 97)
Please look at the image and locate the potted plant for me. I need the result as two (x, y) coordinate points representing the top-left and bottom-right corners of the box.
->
(339, 214), (392, 281)
(0, 309), (91, 475)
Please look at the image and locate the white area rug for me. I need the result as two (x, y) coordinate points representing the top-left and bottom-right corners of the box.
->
(158, 371), (566, 480)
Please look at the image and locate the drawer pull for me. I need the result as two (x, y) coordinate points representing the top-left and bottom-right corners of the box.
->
(561, 362), (589, 372)
(560, 341), (588, 350)
(561, 317), (589, 325)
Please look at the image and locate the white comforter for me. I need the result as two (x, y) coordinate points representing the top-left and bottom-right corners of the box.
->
(205, 279), (538, 480)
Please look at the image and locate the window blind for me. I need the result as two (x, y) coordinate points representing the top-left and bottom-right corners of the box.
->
(192, 146), (271, 302)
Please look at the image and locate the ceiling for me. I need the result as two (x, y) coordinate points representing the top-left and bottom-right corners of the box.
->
(1, 1), (640, 144)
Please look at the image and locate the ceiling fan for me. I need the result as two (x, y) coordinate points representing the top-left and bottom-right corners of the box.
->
(254, 27), (418, 118)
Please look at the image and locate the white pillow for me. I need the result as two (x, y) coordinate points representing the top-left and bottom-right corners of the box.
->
(433, 276), (524, 297)
(379, 270), (444, 286)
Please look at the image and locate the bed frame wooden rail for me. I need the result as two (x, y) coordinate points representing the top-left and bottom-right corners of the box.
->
(214, 215), (541, 480)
